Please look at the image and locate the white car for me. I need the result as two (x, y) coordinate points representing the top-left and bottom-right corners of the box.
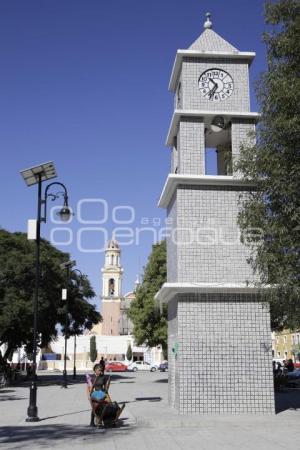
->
(127, 361), (156, 372)
(150, 362), (160, 372)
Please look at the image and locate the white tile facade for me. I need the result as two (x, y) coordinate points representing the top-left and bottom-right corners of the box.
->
(161, 22), (275, 414)
(167, 185), (259, 284)
(181, 58), (251, 112)
(168, 294), (275, 414)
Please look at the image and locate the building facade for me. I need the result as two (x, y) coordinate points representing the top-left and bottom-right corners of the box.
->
(156, 13), (274, 414)
(272, 330), (300, 361)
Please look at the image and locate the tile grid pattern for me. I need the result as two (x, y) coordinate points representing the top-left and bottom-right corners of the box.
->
(175, 185), (259, 284)
(169, 293), (275, 414)
(189, 28), (238, 52)
(167, 192), (178, 282)
(164, 27), (275, 415)
(182, 58), (250, 112)
(178, 118), (205, 174)
(231, 119), (256, 168)
(168, 298), (179, 408)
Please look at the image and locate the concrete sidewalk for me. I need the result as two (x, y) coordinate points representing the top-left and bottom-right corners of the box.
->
(0, 371), (299, 449)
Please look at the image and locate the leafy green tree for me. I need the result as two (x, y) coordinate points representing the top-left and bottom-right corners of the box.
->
(127, 241), (167, 353)
(89, 336), (97, 363)
(126, 342), (132, 361)
(235, 0), (300, 330)
(0, 229), (101, 360)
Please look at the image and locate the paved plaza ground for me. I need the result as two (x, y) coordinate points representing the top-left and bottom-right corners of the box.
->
(1, 370), (300, 450)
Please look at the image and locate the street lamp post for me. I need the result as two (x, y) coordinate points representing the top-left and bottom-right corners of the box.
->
(60, 261), (75, 389)
(20, 162), (72, 422)
(73, 334), (77, 379)
(60, 264), (82, 385)
(63, 277), (69, 389)
(71, 268), (83, 380)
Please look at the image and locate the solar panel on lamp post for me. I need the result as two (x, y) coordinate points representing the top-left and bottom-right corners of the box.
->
(20, 162), (72, 422)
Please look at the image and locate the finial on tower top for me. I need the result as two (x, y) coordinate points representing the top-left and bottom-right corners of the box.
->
(204, 12), (212, 29)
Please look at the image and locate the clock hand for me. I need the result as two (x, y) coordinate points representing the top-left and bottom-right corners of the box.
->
(209, 85), (217, 99)
(209, 78), (217, 87)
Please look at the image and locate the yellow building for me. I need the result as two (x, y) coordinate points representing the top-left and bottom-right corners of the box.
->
(272, 330), (300, 361)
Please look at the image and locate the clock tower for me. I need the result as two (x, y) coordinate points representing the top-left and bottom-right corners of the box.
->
(156, 14), (275, 414)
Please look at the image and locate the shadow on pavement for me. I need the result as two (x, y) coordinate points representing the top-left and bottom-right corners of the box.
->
(275, 388), (300, 413)
(135, 397), (162, 402)
(154, 378), (168, 383)
(19, 373), (135, 388)
(0, 395), (26, 402)
(39, 409), (90, 421)
(0, 389), (26, 402)
(0, 422), (135, 447)
(118, 396), (162, 405)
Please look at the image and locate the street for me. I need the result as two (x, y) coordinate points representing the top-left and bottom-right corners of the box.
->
(1, 370), (300, 450)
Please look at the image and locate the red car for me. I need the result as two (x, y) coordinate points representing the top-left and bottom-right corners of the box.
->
(105, 361), (127, 372)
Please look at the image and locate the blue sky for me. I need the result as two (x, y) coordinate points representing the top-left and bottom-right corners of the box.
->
(0, 0), (267, 309)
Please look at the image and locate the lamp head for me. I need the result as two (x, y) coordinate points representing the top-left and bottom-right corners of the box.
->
(57, 206), (72, 222)
(60, 260), (76, 270)
(57, 194), (72, 222)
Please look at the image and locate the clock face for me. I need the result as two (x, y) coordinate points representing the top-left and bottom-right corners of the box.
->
(198, 68), (234, 102)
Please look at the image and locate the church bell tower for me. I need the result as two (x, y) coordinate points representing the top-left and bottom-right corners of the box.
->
(101, 239), (123, 335)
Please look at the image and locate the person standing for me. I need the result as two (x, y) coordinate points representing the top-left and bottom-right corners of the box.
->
(99, 356), (105, 372)
(286, 359), (295, 372)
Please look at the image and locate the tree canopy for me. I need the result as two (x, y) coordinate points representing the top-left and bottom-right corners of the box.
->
(235, 0), (300, 330)
(127, 240), (167, 353)
(89, 336), (97, 363)
(0, 229), (101, 359)
(126, 342), (132, 361)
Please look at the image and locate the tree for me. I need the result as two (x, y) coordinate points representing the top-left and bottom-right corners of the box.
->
(127, 241), (167, 353)
(0, 229), (101, 360)
(89, 336), (97, 363)
(235, 0), (300, 330)
(126, 342), (132, 361)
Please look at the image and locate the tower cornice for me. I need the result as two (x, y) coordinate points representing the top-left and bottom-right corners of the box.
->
(169, 49), (255, 92)
(101, 267), (123, 273)
(158, 174), (257, 209)
(166, 109), (260, 147)
(155, 282), (265, 305)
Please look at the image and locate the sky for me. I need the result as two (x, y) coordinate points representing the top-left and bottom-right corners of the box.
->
(0, 0), (268, 310)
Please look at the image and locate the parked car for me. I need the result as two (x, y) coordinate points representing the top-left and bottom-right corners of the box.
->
(158, 361), (168, 372)
(150, 363), (160, 372)
(105, 361), (127, 372)
(127, 361), (153, 372)
(287, 369), (300, 379)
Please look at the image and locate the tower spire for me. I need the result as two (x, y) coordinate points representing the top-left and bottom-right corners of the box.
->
(204, 12), (212, 29)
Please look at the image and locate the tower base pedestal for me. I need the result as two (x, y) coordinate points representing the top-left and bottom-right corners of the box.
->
(167, 291), (275, 414)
